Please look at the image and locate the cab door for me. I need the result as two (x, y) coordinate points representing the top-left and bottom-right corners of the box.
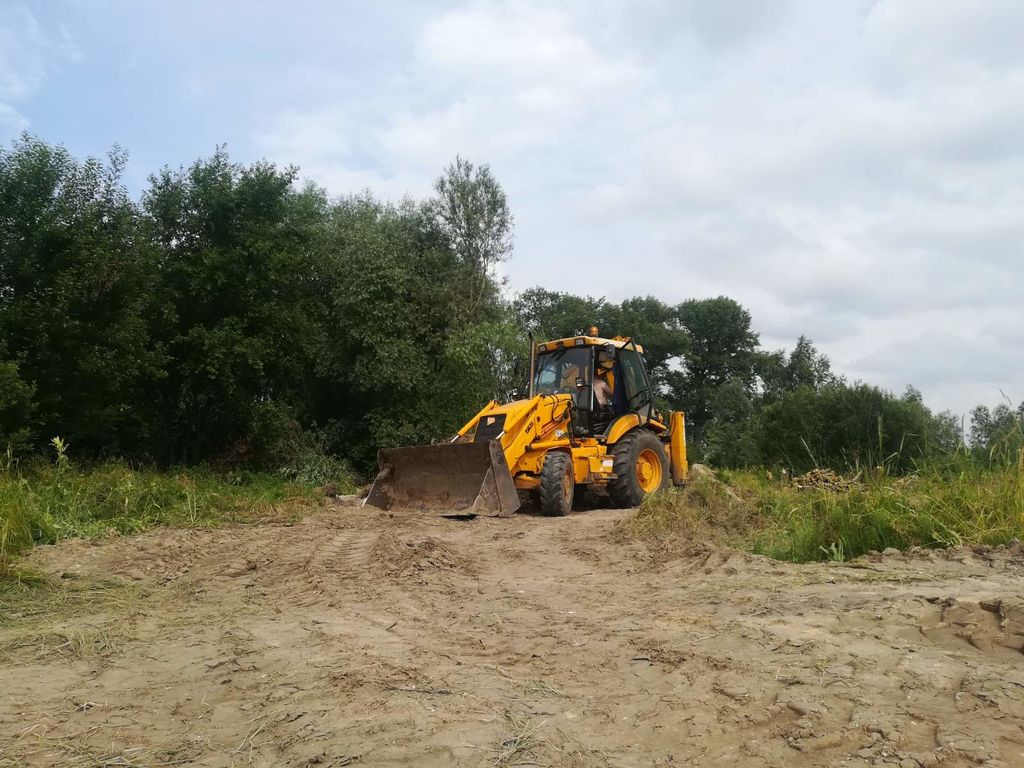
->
(618, 344), (653, 418)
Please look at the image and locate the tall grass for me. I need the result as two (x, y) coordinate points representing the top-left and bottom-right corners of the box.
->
(0, 457), (327, 575)
(625, 471), (762, 542)
(628, 455), (1024, 563)
(751, 460), (1024, 561)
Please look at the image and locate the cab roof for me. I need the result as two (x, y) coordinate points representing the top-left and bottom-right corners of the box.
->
(536, 335), (645, 354)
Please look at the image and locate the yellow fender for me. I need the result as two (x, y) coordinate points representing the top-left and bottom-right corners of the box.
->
(605, 414), (641, 444)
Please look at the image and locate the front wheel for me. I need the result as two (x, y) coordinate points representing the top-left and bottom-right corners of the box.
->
(608, 429), (669, 508)
(539, 451), (574, 516)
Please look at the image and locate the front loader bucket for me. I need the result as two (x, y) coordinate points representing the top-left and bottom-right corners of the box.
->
(364, 440), (520, 517)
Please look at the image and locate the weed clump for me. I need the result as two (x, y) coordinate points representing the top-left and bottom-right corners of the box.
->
(623, 457), (1024, 563)
(0, 440), (331, 575)
(624, 465), (762, 544)
(751, 459), (1024, 562)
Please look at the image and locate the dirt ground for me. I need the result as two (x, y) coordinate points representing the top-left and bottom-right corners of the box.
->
(2, 502), (1024, 768)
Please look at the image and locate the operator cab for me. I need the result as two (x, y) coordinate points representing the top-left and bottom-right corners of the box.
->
(531, 329), (654, 437)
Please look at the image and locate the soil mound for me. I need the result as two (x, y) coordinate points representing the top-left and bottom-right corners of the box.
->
(369, 531), (472, 577)
(9, 505), (1024, 767)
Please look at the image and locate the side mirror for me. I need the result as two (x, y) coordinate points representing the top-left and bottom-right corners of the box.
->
(575, 377), (585, 389)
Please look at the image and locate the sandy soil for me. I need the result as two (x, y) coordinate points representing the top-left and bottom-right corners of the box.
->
(2, 502), (1024, 768)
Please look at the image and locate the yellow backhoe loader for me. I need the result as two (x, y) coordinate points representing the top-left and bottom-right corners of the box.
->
(365, 328), (688, 516)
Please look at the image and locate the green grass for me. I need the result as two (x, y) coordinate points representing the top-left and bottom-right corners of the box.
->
(625, 471), (763, 541)
(0, 460), (334, 575)
(750, 462), (1024, 562)
(628, 457), (1024, 563)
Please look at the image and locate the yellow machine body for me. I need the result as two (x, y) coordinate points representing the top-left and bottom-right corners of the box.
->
(364, 332), (688, 516)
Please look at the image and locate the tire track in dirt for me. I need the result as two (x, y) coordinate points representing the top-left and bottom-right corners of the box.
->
(6, 507), (1024, 767)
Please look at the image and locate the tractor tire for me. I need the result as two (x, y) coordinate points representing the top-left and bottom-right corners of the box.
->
(539, 451), (574, 516)
(608, 429), (669, 508)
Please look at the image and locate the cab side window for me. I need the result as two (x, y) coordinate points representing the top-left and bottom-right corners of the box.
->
(619, 348), (647, 411)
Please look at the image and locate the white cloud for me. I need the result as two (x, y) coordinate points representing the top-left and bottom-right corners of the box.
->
(0, 4), (46, 130)
(0, 3), (81, 135)
(245, 0), (1023, 414)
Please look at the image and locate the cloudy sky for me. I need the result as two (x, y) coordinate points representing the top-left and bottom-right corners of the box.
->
(2, 0), (1022, 416)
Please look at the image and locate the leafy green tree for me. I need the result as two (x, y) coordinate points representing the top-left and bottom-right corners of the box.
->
(603, 296), (690, 389)
(705, 380), (761, 467)
(970, 402), (1023, 465)
(429, 156), (513, 318)
(787, 335), (836, 391)
(757, 336), (838, 405)
(315, 187), (518, 469)
(758, 382), (949, 473)
(0, 135), (166, 455)
(928, 409), (964, 457)
(0, 134), (979, 480)
(512, 288), (606, 340)
(667, 296), (760, 454)
(0, 361), (35, 451)
(143, 149), (330, 462)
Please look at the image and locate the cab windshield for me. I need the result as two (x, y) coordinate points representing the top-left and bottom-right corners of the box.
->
(533, 347), (592, 396)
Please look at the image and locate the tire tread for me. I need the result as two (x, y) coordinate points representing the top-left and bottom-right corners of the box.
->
(608, 429), (668, 508)
(539, 452), (573, 516)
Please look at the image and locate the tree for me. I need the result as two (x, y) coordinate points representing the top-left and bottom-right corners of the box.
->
(142, 149), (330, 462)
(0, 134), (166, 455)
(970, 402), (1023, 465)
(928, 410), (964, 456)
(758, 336), (837, 404)
(786, 336), (836, 391)
(603, 296), (690, 393)
(429, 157), (513, 317)
(758, 381), (951, 473)
(512, 288), (606, 340)
(314, 194), (517, 468)
(668, 296), (760, 453)
(0, 361), (34, 452)
(705, 380), (760, 467)
(0, 134), (980, 477)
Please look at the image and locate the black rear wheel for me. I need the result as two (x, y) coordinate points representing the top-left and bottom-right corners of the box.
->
(539, 452), (574, 516)
(608, 429), (669, 508)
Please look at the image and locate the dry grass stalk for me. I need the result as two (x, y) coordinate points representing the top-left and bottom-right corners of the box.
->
(495, 712), (542, 766)
(524, 679), (564, 697)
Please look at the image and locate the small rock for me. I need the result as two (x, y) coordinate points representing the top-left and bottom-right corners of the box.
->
(717, 685), (750, 701)
(787, 700), (819, 717)
(882, 547), (901, 556)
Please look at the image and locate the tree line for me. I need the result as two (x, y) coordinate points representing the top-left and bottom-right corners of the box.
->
(1, 135), (1018, 476)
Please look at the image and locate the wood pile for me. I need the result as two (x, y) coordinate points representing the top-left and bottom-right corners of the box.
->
(792, 468), (861, 492)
